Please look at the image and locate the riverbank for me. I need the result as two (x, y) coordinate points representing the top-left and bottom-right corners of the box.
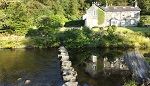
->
(0, 35), (27, 48)
(0, 27), (150, 49)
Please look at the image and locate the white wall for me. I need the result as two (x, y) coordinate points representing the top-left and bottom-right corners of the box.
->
(84, 4), (99, 28)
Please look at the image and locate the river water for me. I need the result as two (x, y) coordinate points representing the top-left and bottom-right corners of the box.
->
(68, 48), (150, 86)
(0, 48), (150, 86)
(0, 48), (63, 86)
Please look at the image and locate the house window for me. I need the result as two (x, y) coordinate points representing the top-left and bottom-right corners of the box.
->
(131, 20), (135, 25)
(121, 20), (126, 26)
(111, 19), (118, 26)
(93, 11), (96, 16)
(112, 21), (116, 25)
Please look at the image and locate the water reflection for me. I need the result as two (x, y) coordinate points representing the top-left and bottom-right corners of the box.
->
(85, 55), (129, 78)
(0, 48), (63, 86)
(103, 57), (128, 70)
(68, 48), (150, 86)
(85, 56), (98, 77)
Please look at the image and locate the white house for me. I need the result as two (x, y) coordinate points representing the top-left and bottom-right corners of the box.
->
(83, 1), (141, 28)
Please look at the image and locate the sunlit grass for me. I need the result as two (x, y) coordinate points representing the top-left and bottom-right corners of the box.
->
(114, 27), (150, 48)
(0, 34), (28, 48)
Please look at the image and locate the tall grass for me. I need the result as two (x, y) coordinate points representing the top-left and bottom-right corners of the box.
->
(114, 27), (150, 48)
(0, 34), (27, 48)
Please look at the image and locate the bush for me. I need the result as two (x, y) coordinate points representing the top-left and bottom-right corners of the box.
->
(107, 26), (116, 34)
(59, 26), (150, 48)
(139, 15), (150, 26)
(64, 20), (85, 27)
(59, 28), (90, 48)
(50, 15), (68, 27)
(36, 15), (67, 28)
(123, 80), (137, 86)
(26, 27), (60, 48)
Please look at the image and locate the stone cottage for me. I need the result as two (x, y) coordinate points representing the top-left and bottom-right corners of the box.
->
(83, 1), (141, 28)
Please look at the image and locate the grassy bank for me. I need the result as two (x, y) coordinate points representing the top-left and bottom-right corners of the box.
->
(0, 34), (27, 48)
(127, 27), (150, 37)
(114, 27), (150, 48)
(0, 27), (150, 48)
(0, 35), (59, 48)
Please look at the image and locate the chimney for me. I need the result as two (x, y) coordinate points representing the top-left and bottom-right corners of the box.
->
(105, 0), (108, 8)
(92, 2), (96, 6)
(135, 0), (138, 7)
(92, 2), (94, 6)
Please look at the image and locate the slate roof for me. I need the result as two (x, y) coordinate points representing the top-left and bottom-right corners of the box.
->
(100, 6), (141, 12)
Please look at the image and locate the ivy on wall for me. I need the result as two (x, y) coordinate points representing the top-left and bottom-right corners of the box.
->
(97, 9), (105, 25)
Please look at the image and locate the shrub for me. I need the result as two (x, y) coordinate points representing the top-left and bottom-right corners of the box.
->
(123, 80), (137, 86)
(26, 26), (60, 48)
(59, 28), (91, 48)
(107, 26), (116, 34)
(50, 15), (68, 27)
(37, 15), (68, 28)
(139, 15), (150, 26)
(64, 20), (85, 27)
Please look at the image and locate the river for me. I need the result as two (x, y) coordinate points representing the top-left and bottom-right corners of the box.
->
(0, 48), (150, 86)
(0, 48), (63, 86)
(68, 48), (150, 86)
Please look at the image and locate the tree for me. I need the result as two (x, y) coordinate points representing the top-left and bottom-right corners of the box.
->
(138, 0), (150, 15)
(113, 0), (128, 6)
(1, 2), (33, 35)
(68, 0), (80, 20)
(36, 15), (68, 28)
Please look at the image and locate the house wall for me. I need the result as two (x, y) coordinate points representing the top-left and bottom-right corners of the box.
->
(84, 4), (99, 28)
(104, 11), (140, 27)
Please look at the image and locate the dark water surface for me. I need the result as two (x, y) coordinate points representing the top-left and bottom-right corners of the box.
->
(68, 48), (150, 86)
(0, 48), (63, 86)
